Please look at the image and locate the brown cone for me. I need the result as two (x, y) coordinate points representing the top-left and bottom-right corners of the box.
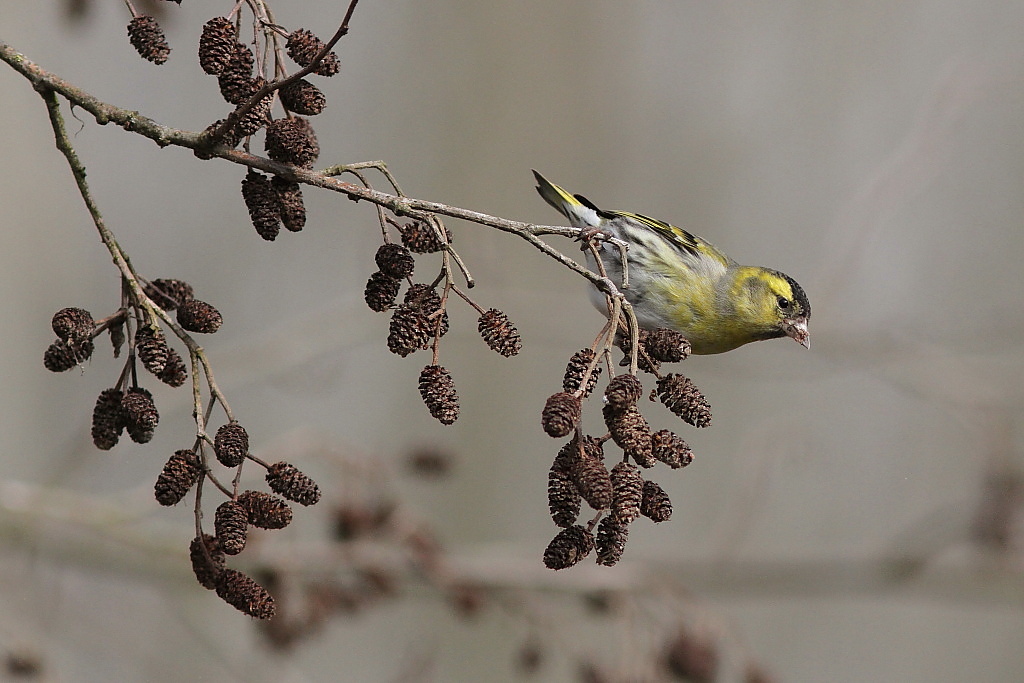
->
(154, 449), (201, 506)
(562, 348), (601, 398)
(418, 365), (460, 425)
(541, 392), (581, 438)
(286, 28), (341, 76)
(477, 309), (522, 357)
(543, 525), (594, 570)
(266, 461), (321, 506)
(656, 373), (712, 428)
(127, 15), (170, 65)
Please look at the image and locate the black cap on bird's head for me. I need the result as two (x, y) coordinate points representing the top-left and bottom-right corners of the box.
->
(776, 272), (810, 349)
(781, 274), (810, 319)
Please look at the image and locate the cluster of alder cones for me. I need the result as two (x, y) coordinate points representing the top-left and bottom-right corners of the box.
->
(197, 19), (335, 240)
(124, 7), (338, 241)
(45, 280), (216, 449)
(362, 224), (524, 425)
(172, 430), (322, 620)
(540, 329), (712, 569)
(44, 277), (323, 619)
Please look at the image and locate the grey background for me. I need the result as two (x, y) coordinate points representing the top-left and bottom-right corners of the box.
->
(2, 1), (1024, 681)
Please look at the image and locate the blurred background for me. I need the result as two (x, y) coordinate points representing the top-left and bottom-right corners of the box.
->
(3, 1), (1024, 681)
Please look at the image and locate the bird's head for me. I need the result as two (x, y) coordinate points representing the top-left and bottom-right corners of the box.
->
(733, 268), (811, 349)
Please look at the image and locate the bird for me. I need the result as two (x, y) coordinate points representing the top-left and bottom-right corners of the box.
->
(533, 171), (810, 355)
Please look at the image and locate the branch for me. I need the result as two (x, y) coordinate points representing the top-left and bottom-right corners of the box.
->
(0, 40), (629, 298)
(40, 85), (236, 433)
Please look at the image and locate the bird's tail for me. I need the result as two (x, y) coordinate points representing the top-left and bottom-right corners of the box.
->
(532, 170), (601, 227)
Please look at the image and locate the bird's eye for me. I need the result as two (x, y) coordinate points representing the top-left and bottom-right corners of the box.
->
(777, 296), (790, 310)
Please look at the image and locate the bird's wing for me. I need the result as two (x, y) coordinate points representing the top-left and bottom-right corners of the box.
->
(606, 210), (733, 269)
(533, 171), (734, 270)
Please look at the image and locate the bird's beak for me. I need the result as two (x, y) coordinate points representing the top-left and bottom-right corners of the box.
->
(782, 317), (810, 349)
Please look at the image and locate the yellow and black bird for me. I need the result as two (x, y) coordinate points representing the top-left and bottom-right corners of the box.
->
(534, 171), (810, 355)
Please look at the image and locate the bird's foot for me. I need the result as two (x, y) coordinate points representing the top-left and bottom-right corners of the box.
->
(575, 226), (613, 251)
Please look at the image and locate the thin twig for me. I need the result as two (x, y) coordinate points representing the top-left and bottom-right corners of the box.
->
(322, 160), (406, 197)
(449, 284), (484, 315)
(445, 241), (475, 288)
(190, 348), (206, 438)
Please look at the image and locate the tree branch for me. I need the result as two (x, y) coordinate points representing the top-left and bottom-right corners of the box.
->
(1, 40), (629, 298)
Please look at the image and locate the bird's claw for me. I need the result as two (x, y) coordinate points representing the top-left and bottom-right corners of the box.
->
(576, 226), (613, 251)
